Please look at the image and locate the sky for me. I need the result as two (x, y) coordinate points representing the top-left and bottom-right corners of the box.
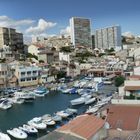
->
(0, 0), (140, 41)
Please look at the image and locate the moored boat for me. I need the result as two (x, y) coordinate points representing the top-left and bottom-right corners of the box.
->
(65, 108), (78, 114)
(52, 114), (62, 122)
(0, 132), (11, 140)
(19, 124), (38, 135)
(56, 110), (70, 118)
(70, 97), (85, 105)
(7, 128), (28, 139)
(85, 97), (96, 105)
(42, 114), (56, 126)
(28, 117), (47, 130)
(0, 98), (12, 110)
(86, 106), (99, 114)
(34, 86), (49, 97)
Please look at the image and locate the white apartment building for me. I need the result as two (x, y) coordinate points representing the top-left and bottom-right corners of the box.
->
(15, 65), (40, 87)
(95, 25), (122, 50)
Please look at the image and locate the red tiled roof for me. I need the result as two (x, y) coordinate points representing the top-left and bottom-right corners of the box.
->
(57, 114), (105, 139)
(125, 86), (140, 90)
(106, 105), (140, 130)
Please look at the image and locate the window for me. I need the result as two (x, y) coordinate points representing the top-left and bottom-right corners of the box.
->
(20, 78), (25, 82)
(21, 72), (25, 75)
(27, 78), (31, 81)
(2, 71), (4, 75)
(33, 71), (37, 75)
(27, 71), (31, 75)
(32, 77), (37, 80)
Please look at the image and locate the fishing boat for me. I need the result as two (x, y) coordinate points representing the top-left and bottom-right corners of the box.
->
(19, 124), (38, 135)
(7, 128), (28, 139)
(0, 132), (11, 140)
(34, 86), (49, 97)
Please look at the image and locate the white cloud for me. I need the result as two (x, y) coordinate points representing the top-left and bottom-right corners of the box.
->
(122, 31), (135, 38)
(0, 15), (35, 28)
(26, 19), (57, 34)
(60, 26), (71, 36)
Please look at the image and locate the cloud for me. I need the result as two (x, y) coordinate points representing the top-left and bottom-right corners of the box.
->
(26, 19), (57, 34)
(122, 31), (135, 38)
(0, 15), (35, 28)
(60, 26), (71, 36)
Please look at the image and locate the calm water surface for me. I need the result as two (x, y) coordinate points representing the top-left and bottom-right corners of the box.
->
(0, 85), (116, 140)
(0, 92), (87, 140)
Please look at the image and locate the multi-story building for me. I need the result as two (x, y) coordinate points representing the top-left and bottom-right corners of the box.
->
(0, 27), (24, 56)
(95, 25), (122, 50)
(0, 63), (9, 88)
(15, 65), (40, 87)
(0, 45), (13, 59)
(70, 17), (92, 48)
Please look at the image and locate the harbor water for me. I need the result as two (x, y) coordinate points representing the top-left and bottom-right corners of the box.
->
(0, 85), (116, 140)
(0, 91), (85, 140)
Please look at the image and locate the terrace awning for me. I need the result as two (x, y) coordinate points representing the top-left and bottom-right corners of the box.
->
(125, 86), (140, 91)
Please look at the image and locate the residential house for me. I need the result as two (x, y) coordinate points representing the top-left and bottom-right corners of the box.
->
(28, 44), (56, 64)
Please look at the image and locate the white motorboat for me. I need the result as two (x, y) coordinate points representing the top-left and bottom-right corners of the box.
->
(56, 110), (70, 118)
(7, 128), (28, 139)
(28, 117), (47, 130)
(19, 124), (38, 135)
(86, 106), (99, 114)
(70, 97), (85, 105)
(21, 91), (35, 102)
(9, 97), (24, 104)
(85, 97), (96, 105)
(42, 118), (56, 126)
(70, 94), (92, 106)
(52, 114), (62, 122)
(0, 99), (12, 110)
(14, 91), (35, 102)
(34, 86), (49, 97)
(62, 88), (71, 94)
(65, 108), (78, 114)
(0, 132), (11, 140)
(42, 114), (56, 126)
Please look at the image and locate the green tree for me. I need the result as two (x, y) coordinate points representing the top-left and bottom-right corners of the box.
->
(57, 71), (66, 79)
(115, 76), (125, 87)
(60, 46), (72, 53)
(0, 58), (6, 63)
(27, 53), (38, 60)
(39, 60), (45, 63)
